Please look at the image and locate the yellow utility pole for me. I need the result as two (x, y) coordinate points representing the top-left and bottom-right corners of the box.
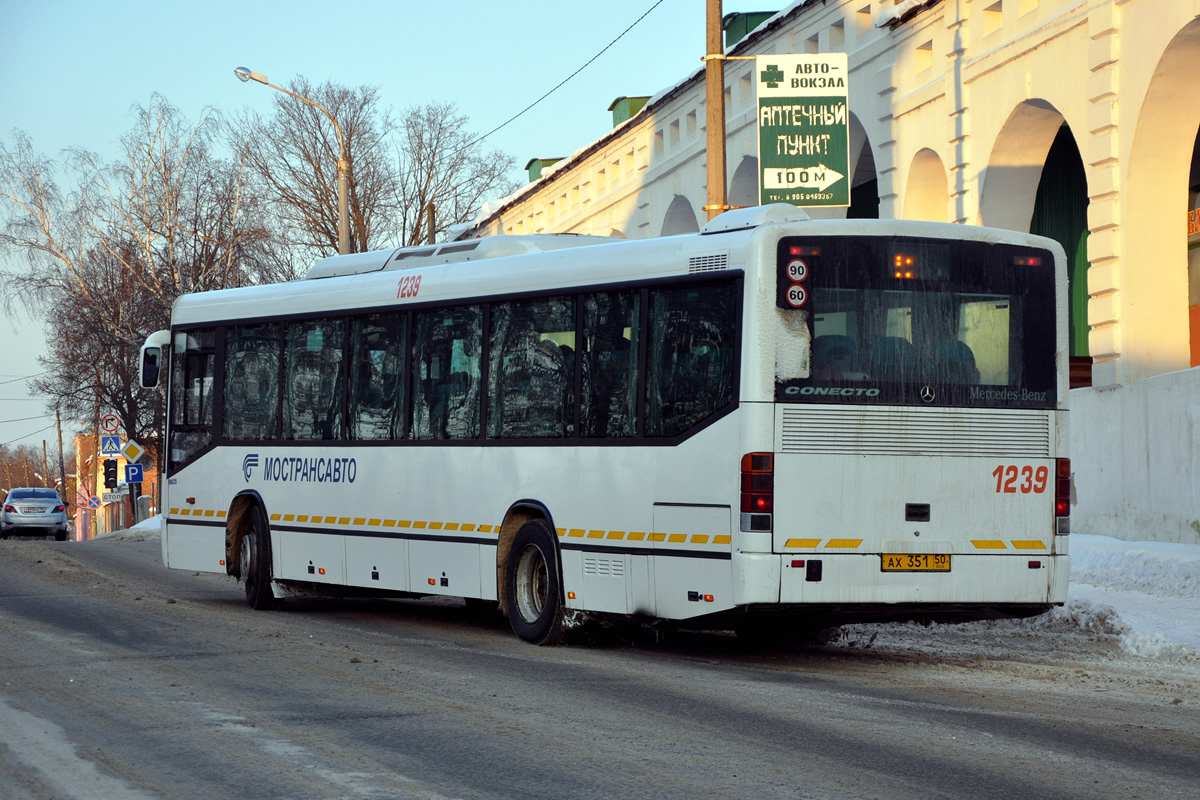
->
(704, 0), (728, 221)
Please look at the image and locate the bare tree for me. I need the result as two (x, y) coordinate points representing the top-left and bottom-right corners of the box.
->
(0, 95), (269, 453)
(395, 102), (519, 246)
(229, 77), (400, 269)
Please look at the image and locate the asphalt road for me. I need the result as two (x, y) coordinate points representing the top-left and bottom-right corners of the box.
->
(1, 535), (1197, 800)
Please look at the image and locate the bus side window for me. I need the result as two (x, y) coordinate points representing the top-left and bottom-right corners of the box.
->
(168, 328), (215, 471)
(349, 314), (406, 440)
(488, 296), (575, 439)
(283, 318), (345, 440)
(646, 281), (737, 437)
(581, 291), (640, 438)
(412, 306), (482, 440)
(223, 324), (282, 441)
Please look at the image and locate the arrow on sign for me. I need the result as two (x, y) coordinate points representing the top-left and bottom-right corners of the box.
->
(763, 163), (846, 193)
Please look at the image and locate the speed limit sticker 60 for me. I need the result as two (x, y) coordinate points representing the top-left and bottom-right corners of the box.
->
(786, 284), (808, 308)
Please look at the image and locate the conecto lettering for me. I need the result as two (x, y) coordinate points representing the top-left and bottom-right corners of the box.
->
(785, 386), (881, 397)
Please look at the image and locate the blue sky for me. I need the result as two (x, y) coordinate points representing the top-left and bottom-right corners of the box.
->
(0, 0), (770, 452)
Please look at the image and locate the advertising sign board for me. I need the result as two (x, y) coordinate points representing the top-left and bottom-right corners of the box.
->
(757, 53), (850, 208)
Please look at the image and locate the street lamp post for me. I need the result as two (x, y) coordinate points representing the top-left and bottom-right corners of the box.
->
(234, 66), (350, 255)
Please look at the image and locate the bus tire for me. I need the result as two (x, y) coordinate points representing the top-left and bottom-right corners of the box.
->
(241, 504), (279, 610)
(505, 520), (564, 645)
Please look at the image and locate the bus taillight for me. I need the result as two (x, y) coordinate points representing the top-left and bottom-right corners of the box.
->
(741, 453), (774, 526)
(1055, 458), (1070, 517)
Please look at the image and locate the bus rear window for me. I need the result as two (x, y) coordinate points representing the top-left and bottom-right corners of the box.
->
(776, 236), (1056, 409)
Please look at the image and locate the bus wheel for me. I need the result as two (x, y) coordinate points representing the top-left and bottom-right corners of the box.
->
(505, 520), (564, 645)
(241, 505), (279, 610)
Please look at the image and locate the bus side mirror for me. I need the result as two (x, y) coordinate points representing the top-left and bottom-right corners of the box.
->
(139, 329), (171, 389)
(140, 345), (162, 388)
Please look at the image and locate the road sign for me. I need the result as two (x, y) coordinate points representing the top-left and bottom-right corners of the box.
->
(100, 413), (121, 434)
(124, 464), (144, 484)
(100, 435), (121, 454)
(102, 492), (124, 503)
(121, 439), (146, 464)
(88, 496), (101, 509)
(756, 53), (850, 208)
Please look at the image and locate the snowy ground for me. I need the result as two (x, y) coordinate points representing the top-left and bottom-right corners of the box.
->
(106, 519), (1199, 664)
(1067, 533), (1200, 654)
(826, 533), (1200, 678)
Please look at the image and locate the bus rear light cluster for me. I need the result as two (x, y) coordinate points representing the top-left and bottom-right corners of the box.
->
(1054, 458), (1070, 516)
(1055, 458), (1071, 535)
(740, 453), (773, 533)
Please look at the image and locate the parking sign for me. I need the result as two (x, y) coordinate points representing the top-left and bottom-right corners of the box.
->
(125, 464), (144, 484)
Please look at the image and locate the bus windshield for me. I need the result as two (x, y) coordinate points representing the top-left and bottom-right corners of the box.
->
(775, 236), (1057, 409)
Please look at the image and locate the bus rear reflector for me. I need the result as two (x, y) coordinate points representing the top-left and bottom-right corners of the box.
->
(1055, 458), (1070, 517)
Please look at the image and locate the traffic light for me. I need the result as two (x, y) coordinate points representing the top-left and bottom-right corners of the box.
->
(104, 459), (118, 489)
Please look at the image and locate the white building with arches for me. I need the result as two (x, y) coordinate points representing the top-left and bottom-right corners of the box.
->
(470, 0), (1200, 544)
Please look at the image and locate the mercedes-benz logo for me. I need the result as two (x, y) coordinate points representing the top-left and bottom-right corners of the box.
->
(920, 385), (936, 403)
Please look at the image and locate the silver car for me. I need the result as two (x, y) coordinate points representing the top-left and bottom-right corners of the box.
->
(1, 488), (69, 541)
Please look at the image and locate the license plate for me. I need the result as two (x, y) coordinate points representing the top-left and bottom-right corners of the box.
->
(881, 553), (951, 572)
(21, 507), (47, 514)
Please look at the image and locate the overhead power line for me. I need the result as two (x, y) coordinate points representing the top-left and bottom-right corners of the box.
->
(1, 423), (56, 448)
(0, 371), (50, 386)
(0, 414), (56, 424)
(462, 0), (667, 152)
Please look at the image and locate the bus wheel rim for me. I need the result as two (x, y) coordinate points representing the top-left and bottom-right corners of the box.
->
(240, 533), (252, 581)
(515, 544), (548, 623)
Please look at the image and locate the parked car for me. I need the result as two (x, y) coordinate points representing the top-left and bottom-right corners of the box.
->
(1, 488), (69, 541)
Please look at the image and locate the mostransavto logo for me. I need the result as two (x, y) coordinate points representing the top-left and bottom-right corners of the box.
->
(242, 453), (259, 483)
(259, 456), (357, 484)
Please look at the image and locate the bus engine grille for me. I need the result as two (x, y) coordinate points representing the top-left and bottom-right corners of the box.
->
(779, 407), (1051, 457)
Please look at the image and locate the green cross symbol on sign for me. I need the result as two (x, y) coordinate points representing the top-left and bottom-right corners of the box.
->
(760, 64), (785, 88)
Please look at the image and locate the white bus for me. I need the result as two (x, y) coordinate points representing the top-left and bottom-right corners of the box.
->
(140, 204), (1070, 644)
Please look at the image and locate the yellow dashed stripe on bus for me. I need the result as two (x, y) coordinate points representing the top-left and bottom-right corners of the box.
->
(179, 511), (500, 535)
(172, 512), (730, 548)
(785, 538), (822, 548)
(554, 528), (727, 546)
(783, 538), (863, 549)
(970, 540), (1049, 550)
(170, 508), (225, 518)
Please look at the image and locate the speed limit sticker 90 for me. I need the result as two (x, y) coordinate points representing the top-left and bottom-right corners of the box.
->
(786, 283), (808, 308)
(786, 259), (809, 282)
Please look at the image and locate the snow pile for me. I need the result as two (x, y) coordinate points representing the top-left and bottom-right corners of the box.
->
(1029, 599), (1192, 660)
(1067, 533), (1200, 657)
(829, 534), (1200, 664)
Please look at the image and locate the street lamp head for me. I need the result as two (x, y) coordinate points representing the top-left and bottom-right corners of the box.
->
(230, 64), (348, 255)
(234, 66), (268, 85)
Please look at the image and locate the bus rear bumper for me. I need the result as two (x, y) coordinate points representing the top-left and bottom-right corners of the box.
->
(732, 551), (1069, 618)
